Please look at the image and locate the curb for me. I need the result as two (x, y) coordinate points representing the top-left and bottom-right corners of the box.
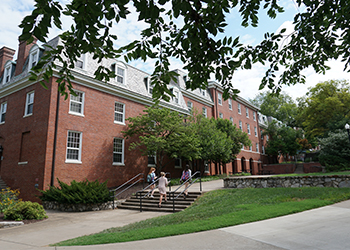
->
(0, 221), (24, 229)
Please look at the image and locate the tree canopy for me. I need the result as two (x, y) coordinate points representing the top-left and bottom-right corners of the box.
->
(122, 105), (201, 173)
(296, 80), (350, 139)
(20, 0), (350, 100)
(249, 91), (298, 127)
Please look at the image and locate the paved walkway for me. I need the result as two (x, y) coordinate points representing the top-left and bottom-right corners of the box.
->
(1, 179), (350, 250)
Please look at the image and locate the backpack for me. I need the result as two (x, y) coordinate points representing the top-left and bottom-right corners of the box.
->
(147, 174), (152, 183)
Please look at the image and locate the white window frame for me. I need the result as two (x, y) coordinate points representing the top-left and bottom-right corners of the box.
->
(174, 158), (182, 168)
(246, 107), (249, 118)
(266, 135), (269, 141)
(24, 91), (34, 117)
(3, 64), (11, 84)
(219, 112), (223, 119)
(238, 104), (241, 114)
(75, 54), (85, 69)
(218, 93), (222, 105)
(247, 124), (251, 134)
(173, 89), (179, 104)
(249, 145), (252, 151)
(228, 99), (232, 110)
(256, 143), (259, 152)
(239, 120), (243, 131)
(69, 90), (85, 116)
(114, 102), (125, 124)
(261, 131), (264, 140)
(230, 117), (233, 124)
(254, 126), (257, 137)
(28, 45), (39, 70)
(116, 67), (125, 84)
(200, 88), (206, 97)
(202, 107), (207, 118)
(0, 102), (7, 124)
(241, 143), (244, 150)
(66, 131), (82, 163)
(262, 145), (265, 154)
(187, 101), (193, 112)
(113, 138), (124, 165)
(253, 111), (256, 121)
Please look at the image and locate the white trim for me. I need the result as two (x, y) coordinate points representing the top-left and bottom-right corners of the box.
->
(0, 102), (7, 124)
(18, 161), (28, 165)
(24, 91), (34, 116)
(228, 98), (232, 110)
(218, 93), (222, 105)
(114, 101), (125, 124)
(238, 103), (241, 114)
(113, 138), (124, 165)
(202, 107), (207, 118)
(28, 45), (40, 70)
(69, 90), (85, 116)
(3, 62), (12, 84)
(66, 130), (82, 163)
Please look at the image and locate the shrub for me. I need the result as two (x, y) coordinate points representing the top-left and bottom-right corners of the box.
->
(38, 179), (113, 204)
(4, 201), (47, 221)
(0, 188), (21, 213)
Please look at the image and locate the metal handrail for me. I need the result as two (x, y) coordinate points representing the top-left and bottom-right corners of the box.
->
(110, 173), (144, 209)
(169, 171), (202, 212)
(136, 172), (171, 212)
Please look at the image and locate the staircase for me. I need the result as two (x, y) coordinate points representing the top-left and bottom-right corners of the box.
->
(0, 177), (8, 190)
(117, 191), (202, 212)
(294, 163), (304, 174)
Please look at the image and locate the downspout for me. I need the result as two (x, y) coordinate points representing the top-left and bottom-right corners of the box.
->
(50, 84), (60, 186)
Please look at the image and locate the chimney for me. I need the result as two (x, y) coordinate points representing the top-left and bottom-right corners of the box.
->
(15, 37), (38, 76)
(0, 46), (16, 77)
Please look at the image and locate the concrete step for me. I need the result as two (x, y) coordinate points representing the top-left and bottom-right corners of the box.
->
(118, 191), (202, 212)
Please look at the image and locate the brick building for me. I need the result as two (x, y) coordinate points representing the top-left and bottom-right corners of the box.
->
(0, 36), (264, 201)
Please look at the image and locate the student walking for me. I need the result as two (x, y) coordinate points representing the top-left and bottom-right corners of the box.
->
(181, 165), (191, 198)
(147, 167), (157, 198)
(158, 172), (168, 207)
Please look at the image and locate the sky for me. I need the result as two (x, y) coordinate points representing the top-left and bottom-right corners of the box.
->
(1, 0), (349, 102)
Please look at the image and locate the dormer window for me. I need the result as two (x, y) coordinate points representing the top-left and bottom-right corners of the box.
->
(28, 45), (40, 70)
(200, 88), (206, 97)
(75, 54), (85, 69)
(117, 67), (124, 84)
(4, 65), (11, 83)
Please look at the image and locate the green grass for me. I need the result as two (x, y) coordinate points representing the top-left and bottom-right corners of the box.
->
(53, 187), (350, 246)
(275, 171), (350, 177)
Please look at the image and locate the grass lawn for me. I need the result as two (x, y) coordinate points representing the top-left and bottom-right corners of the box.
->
(53, 187), (350, 246)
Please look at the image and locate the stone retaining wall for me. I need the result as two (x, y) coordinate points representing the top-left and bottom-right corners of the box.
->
(224, 175), (350, 189)
(42, 201), (115, 212)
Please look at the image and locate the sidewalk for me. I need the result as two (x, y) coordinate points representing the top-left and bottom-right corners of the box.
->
(1, 179), (350, 250)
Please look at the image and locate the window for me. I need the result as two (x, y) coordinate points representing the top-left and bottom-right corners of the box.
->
(200, 89), (206, 97)
(66, 131), (82, 162)
(247, 124), (250, 134)
(183, 75), (187, 83)
(28, 45), (39, 70)
(241, 143), (244, 150)
(262, 145), (265, 154)
(228, 99), (232, 110)
(116, 67), (125, 84)
(238, 104), (241, 114)
(219, 112), (223, 119)
(249, 145), (252, 151)
(218, 93), (222, 105)
(187, 101), (193, 112)
(76, 54), (85, 69)
(261, 131), (264, 140)
(4, 65), (11, 83)
(266, 135), (269, 141)
(230, 117), (233, 124)
(0, 102), (6, 123)
(203, 107), (207, 117)
(113, 138), (124, 165)
(24, 91), (34, 116)
(144, 77), (148, 91)
(173, 89), (179, 104)
(114, 102), (125, 124)
(246, 107), (249, 118)
(148, 154), (156, 166)
(239, 120), (242, 130)
(254, 126), (257, 137)
(175, 158), (182, 168)
(19, 131), (30, 164)
(69, 90), (84, 116)
(256, 143), (259, 152)
(253, 111), (256, 121)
